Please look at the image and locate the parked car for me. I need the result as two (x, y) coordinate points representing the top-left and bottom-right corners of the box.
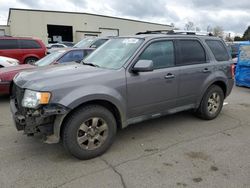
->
(47, 43), (69, 54)
(73, 37), (110, 49)
(0, 56), (19, 68)
(0, 48), (94, 95)
(10, 32), (234, 160)
(227, 43), (239, 58)
(47, 43), (68, 49)
(60, 42), (75, 47)
(0, 36), (47, 64)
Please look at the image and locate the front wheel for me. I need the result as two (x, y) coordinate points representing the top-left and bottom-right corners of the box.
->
(63, 105), (117, 160)
(195, 85), (224, 120)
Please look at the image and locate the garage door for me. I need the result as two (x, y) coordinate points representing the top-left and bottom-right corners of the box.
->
(99, 28), (119, 37)
(0, 30), (5, 36)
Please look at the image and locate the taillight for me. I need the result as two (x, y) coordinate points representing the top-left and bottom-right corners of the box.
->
(231, 64), (235, 79)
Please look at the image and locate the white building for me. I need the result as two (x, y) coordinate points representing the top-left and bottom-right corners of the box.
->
(0, 8), (173, 44)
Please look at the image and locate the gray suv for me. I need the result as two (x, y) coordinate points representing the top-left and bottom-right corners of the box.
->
(10, 32), (234, 159)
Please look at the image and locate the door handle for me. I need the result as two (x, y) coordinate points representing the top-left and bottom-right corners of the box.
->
(203, 68), (211, 73)
(164, 73), (175, 79)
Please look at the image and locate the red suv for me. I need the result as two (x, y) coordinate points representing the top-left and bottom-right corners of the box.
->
(0, 37), (47, 64)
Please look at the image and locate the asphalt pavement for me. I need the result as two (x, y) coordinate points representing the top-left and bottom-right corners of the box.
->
(0, 86), (250, 188)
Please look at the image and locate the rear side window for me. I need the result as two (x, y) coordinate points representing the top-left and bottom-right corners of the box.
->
(178, 40), (206, 65)
(206, 40), (230, 61)
(0, 39), (18, 49)
(139, 40), (175, 69)
(58, 50), (84, 63)
(19, 39), (41, 49)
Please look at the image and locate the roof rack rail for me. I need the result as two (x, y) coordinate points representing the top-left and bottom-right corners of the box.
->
(135, 30), (170, 35)
(168, 30), (213, 36)
(136, 30), (213, 36)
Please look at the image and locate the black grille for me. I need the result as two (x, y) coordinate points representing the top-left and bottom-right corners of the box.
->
(12, 83), (25, 113)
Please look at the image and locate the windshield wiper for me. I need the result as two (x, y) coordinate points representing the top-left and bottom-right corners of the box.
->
(82, 61), (100, 67)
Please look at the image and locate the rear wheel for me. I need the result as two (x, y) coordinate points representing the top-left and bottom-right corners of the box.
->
(25, 57), (38, 64)
(63, 105), (117, 160)
(195, 85), (224, 120)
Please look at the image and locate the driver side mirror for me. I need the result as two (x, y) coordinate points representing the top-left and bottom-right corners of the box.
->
(132, 60), (154, 72)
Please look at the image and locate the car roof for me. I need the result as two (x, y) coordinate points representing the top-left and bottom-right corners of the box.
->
(0, 36), (41, 40)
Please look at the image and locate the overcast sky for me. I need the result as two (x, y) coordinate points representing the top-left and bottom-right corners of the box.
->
(0, 0), (249, 36)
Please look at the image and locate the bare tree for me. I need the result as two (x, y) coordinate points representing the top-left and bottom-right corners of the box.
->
(185, 22), (194, 31)
(213, 26), (224, 38)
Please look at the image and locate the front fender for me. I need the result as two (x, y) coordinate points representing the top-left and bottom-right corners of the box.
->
(46, 85), (127, 144)
(56, 85), (127, 123)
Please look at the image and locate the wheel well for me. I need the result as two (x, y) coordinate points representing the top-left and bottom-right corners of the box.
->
(60, 100), (122, 138)
(212, 81), (227, 97)
(24, 56), (38, 62)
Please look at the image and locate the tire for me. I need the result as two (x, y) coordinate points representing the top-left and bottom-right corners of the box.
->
(25, 57), (38, 64)
(63, 105), (117, 160)
(195, 85), (224, 120)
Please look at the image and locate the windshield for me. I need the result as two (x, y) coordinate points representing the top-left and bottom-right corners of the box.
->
(73, 38), (95, 48)
(35, 51), (64, 66)
(83, 38), (144, 69)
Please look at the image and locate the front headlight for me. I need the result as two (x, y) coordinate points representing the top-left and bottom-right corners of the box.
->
(22, 90), (51, 108)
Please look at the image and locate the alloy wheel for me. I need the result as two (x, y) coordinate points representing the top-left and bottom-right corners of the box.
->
(77, 117), (109, 150)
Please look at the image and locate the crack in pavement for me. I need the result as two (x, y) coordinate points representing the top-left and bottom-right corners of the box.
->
(101, 157), (127, 188)
(114, 119), (244, 169)
(56, 166), (109, 187)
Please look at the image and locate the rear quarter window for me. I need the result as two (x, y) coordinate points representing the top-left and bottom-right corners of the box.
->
(19, 39), (41, 49)
(206, 40), (230, 61)
(0, 39), (18, 49)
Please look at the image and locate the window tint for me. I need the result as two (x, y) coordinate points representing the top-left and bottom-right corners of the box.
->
(0, 39), (18, 49)
(139, 41), (175, 69)
(19, 40), (41, 49)
(206, 40), (230, 61)
(178, 40), (206, 65)
(90, 39), (108, 48)
(58, 50), (84, 63)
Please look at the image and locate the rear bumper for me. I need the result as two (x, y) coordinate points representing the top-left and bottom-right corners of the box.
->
(226, 78), (235, 98)
(0, 82), (10, 94)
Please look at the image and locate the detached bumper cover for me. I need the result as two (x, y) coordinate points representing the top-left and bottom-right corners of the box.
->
(10, 99), (68, 135)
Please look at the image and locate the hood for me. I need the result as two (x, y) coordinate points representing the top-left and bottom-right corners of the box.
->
(14, 62), (114, 90)
(0, 64), (35, 82)
(0, 64), (36, 76)
(0, 56), (18, 61)
(0, 64), (34, 75)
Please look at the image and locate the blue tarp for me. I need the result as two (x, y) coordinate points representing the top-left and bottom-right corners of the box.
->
(236, 43), (250, 87)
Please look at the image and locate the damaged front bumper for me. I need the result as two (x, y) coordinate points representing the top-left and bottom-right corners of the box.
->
(10, 99), (69, 142)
